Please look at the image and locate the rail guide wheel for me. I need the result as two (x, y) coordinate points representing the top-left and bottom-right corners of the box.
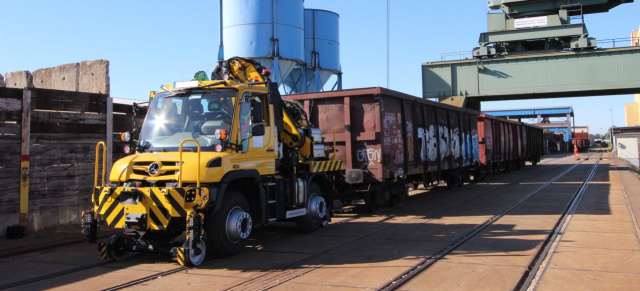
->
(180, 213), (207, 266)
(179, 240), (207, 266)
(106, 234), (129, 261)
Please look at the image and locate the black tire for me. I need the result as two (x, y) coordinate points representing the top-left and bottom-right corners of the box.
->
(296, 183), (328, 232)
(106, 234), (129, 261)
(207, 192), (252, 257)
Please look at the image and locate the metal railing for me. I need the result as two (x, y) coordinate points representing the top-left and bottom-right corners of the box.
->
(94, 142), (107, 188)
(597, 37), (640, 48)
(178, 139), (201, 188)
(441, 51), (473, 61)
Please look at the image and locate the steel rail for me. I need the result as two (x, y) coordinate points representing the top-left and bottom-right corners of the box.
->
(100, 158), (562, 290)
(376, 159), (587, 291)
(0, 261), (114, 290)
(516, 156), (600, 291)
(212, 158), (583, 291)
(0, 154), (579, 291)
(99, 213), (363, 291)
(218, 159), (585, 291)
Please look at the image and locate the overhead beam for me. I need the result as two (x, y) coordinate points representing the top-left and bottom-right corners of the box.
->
(422, 46), (640, 102)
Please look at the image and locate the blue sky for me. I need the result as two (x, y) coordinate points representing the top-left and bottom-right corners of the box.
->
(1, 0), (638, 135)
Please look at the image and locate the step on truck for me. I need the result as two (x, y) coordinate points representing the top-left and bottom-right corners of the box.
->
(82, 58), (342, 266)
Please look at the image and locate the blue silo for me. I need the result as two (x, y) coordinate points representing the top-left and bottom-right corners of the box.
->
(221, 0), (305, 85)
(284, 9), (341, 93)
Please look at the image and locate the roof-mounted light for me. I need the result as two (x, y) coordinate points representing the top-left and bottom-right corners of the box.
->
(173, 80), (199, 89)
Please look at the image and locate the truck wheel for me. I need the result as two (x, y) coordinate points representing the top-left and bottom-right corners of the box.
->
(296, 183), (328, 232)
(106, 234), (129, 261)
(208, 192), (252, 257)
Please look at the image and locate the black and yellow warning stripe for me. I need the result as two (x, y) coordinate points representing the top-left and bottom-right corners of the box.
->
(176, 247), (186, 266)
(96, 187), (189, 231)
(99, 243), (108, 260)
(309, 160), (343, 173)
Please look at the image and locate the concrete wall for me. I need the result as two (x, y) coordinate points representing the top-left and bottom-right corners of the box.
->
(4, 60), (109, 94)
(5, 71), (33, 89)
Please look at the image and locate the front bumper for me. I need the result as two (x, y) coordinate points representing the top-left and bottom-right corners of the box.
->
(91, 186), (210, 231)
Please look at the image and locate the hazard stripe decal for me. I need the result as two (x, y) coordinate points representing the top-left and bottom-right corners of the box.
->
(149, 210), (166, 231)
(102, 194), (120, 219)
(166, 191), (187, 217)
(97, 190), (110, 214)
(108, 208), (124, 228)
(99, 243), (107, 260)
(149, 191), (171, 220)
(311, 160), (342, 172)
(177, 248), (185, 266)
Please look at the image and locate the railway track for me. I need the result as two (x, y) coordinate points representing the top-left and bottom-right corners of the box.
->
(378, 151), (603, 291)
(0, 153), (596, 290)
(0, 209), (365, 291)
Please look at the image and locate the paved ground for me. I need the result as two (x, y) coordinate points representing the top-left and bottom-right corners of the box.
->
(532, 154), (640, 290)
(0, 152), (638, 290)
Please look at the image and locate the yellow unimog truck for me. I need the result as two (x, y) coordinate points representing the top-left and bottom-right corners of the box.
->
(82, 58), (342, 266)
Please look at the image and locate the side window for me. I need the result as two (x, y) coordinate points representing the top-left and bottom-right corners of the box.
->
(239, 101), (252, 153)
(251, 95), (268, 125)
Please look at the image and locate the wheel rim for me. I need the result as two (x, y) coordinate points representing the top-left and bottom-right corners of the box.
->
(226, 206), (252, 243)
(187, 240), (206, 266)
(308, 193), (327, 223)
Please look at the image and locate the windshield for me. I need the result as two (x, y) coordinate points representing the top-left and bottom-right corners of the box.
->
(138, 89), (237, 152)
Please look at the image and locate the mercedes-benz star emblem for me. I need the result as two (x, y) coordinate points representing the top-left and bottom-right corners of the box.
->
(148, 162), (161, 176)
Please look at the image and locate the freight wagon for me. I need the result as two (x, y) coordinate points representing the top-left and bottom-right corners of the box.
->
(476, 114), (543, 177)
(286, 88), (545, 211)
(572, 138), (590, 152)
(285, 87), (482, 211)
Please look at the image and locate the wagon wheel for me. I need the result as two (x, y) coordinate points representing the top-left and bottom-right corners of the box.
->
(411, 181), (420, 190)
(455, 171), (464, 188)
(364, 192), (379, 213)
(446, 174), (454, 190)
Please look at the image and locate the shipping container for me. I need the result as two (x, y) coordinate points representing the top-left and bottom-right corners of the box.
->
(285, 87), (481, 211)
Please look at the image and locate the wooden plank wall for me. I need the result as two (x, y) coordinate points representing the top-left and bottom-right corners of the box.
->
(0, 88), (23, 216)
(0, 87), (108, 232)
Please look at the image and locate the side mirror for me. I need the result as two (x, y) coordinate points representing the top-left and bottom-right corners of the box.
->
(252, 123), (265, 136)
